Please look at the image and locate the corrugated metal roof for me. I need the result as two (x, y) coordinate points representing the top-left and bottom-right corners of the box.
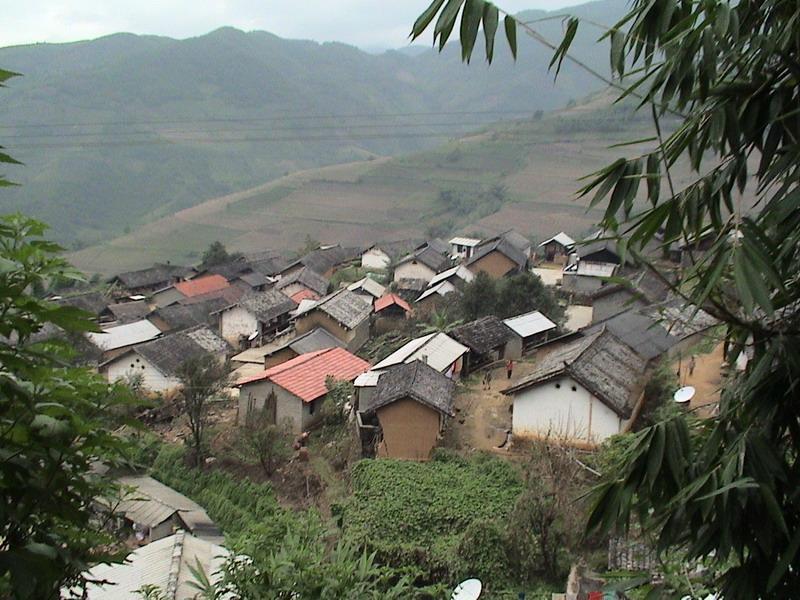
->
(417, 280), (457, 302)
(372, 332), (468, 373)
(503, 311), (557, 339)
(82, 532), (229, 599)
(428, 264), (475, 287)
(538, 232), (576, 248)
(449, 236), (482, 247)
(354, 369), (383, 388)
(237, 347), (369, 402)
(565, 261), (618, 277)
(174, 274), (230, 298)
(86, 319), (162, 351)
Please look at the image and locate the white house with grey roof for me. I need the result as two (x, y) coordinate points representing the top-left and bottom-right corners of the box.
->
(215, 289), (297, 347)
(502, 328), (647, 446)
(293, 288), (372, 352)
(99, 326), (228, 393)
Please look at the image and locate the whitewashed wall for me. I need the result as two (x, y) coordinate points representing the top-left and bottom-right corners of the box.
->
(393, 262), (436, 283)
(238, 379), (304, 432)
(511, 376), (623, 444)
(105, 353), (182, 393)
(221, 306), (258, 345)
(361, 249), (391, 270)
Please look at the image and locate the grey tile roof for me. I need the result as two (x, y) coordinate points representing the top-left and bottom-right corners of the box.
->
(150, 297), (229, 332)
(468, 235), (528, 270)
(270, 327), (344, 356)
(276, 266), (329, 296)
(245, 251), (289, 276)
(450, 315), (513, 355)
(133, 326), (229, 377)
(308, 289), (372, 330)
(238, 289), (297, 322)
(286, 245), (362, 276)
(237, 270), (268, 288)
(54, 291), (110, 316)
(107, 300), (150, 324)
(370, 360), (455, 417)
(499, 229), (531, 253)
(111, 264), (194, 290)
(369, 239), (424, 262)
(504, 329), (646, 418)
(397, 243), (452, 273)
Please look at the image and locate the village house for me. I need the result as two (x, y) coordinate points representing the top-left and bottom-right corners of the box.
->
(415, 280), (460, 314)
(373, 293), (412, 333)
(449, 236), (482, 260)
(99, 326), (228, 393)
(244, 249), (289, 278)
(106, 474), (223, 545)
(293, 288), (372, 352)
(276, 266), (330, 300)
(466, 234), (529, 279)
(393, 241), (452, 287)
(147, 297), (230, 333)
(450, 315), (522, 374)
(361, 361), (455, 461)
(562, 231), (634, 294)
(261, 327), (345, 368)
(236, 347), (369, 432)
(356, 331), (467, 408)
(346, 276), (386, 305)
(104, 299), (150, 325)
(85, 319), (163, 359)
(151, 274), (231, 308)
(503, 328), (647, 446)
(360, 239), (422, 270)
(53, 291), (112, 321)
(501, 229), (534, 260)
(503, 310), (558, 352)
(589, 268), (673, 323)
(536, 231), (576, 264)
(279, 244), (362, 279)
(586, 300), (718, 363)
(214, 289), (297, 348)
(108, 263), (196, 296)
(80, 531), (227, 600)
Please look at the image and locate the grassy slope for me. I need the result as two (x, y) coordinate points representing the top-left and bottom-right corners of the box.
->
(69, 94), (685, 276)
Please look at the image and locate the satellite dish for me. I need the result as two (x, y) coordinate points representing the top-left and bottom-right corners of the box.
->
(451, 578), (482, 600)
(674, 386), (696, 404)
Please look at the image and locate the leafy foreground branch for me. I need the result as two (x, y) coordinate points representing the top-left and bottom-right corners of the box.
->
(412, 0), (800, 597)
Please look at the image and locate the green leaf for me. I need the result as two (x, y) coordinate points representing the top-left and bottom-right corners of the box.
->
(504, 15), (517, 60)
(482, 3), (499, 63)
(0, 69), (21, 86)
(549, 17), (578, 77)
(30, 414), (70, 438)
(694, 478), (758, 501)
(459, 0), (483, 63)
(610, 29), (625, 77)
(434, 0), (466, 46)
(411, 0), (447, 39)
(767, 528), (800, 591)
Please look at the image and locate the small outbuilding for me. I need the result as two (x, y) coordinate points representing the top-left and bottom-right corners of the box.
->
(503, 310), (558, 352)
(450, 315), (521, 374)
(537, 232), (576, 264)
(466, 235), (528, 279)
(365, 360), (455, 460)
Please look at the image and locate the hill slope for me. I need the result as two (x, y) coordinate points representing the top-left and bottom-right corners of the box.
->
(0, 0), (627, 246)
(69, 93), (686, 276)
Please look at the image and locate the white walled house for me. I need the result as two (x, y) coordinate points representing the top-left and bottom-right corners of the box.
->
(216, 289), (296, 347)
(361, 239), (422, 271)
(100, 326), (229, 394)
(393, 243), (451, 286)
(502, 329), (646, 446)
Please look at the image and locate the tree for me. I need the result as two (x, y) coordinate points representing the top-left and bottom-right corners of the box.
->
(239, 409), (292, 476)
(0, 214), (135, 598)
(498, 272), (564, 322)
(412, 0), (800, 596)
(201, 241), (239, 268)
(177, 355), (230, 466)
(459, 270), (497, 321)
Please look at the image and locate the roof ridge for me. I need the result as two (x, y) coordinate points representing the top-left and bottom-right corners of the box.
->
(165, 530), (185, 599)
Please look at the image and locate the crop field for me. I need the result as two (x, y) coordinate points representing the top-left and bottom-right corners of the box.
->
(68, 99), (667, 275)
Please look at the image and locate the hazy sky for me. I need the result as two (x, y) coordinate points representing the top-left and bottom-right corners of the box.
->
(3, 0), (586, 50)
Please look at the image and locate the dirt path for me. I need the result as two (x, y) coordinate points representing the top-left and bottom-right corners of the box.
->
(674, 342), (725, 418)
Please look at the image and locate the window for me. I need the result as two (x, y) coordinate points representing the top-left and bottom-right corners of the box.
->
(555, 383), (561, 389)
(571, 385), (577, 392)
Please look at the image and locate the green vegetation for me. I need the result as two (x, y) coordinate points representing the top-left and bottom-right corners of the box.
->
(460, 271), (565, 323)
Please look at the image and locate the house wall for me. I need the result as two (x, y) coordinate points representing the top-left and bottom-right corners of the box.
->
(540, 242), (569, 263)
(511, 376), (623, 444)
(356, 385), (376, 413)
(149, 517), (178, 542)
(504, 333), (524, 359)
(362, 248), (391, 270)
(376, 397), (443, 460)
(469, 251), (517, 279)
(237, 379), (305, 432)
(221, 306), (258, 346)
(294, 311), (369, 352)
(393, 261), (436, 284)
(104, 353), (181, 393)
(264, 347), (299, 369)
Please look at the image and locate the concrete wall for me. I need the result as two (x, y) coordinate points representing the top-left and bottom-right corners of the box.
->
(469, 251), (517, 279)
(504, 334), (524, 360)
(264, 347), (299, 369)
(238, 379), (304, 432)
(362, 248), (391, 270)
(376, 397), (443, 460)
(221, 306), (258, 345)
(394, 261), (436, 284)
(511, 376), (623, 445)
(294, 310), (369, 352)
(105, 353), (181, 393)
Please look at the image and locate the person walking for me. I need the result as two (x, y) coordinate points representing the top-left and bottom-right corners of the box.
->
(483, 369), (493, 390)
(689, 354), (697, 377)
(506, 359), (514, 380)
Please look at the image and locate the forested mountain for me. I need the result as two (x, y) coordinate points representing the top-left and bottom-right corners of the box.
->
(0, 0), (626, 245)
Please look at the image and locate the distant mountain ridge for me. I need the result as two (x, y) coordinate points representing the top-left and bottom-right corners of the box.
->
(0, 0), (627, 245)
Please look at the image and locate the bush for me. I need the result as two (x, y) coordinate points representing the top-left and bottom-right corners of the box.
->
(454, 519), (510, 589)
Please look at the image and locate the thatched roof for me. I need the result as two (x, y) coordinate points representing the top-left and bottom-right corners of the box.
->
(450, 316), (513, 355)
(370, 360), (455, 417)
(504, 329), (645, 418)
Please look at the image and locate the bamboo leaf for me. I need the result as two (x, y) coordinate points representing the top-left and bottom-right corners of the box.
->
(610, 29), (625, 77)
(482, 3), (499, 63)
(459, 0), (483, 63)
(434, 0), (466, 48)
(504, 15), (517, 60)
(549, 17), (578, 77)
(411, 0), (447, 39)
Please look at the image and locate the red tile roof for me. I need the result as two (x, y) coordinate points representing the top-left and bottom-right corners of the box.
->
(237, 347), (370, 402)
(175, 274), (230, 298)
(374, 293), (411, 314)
(291, 289), (319, 303)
